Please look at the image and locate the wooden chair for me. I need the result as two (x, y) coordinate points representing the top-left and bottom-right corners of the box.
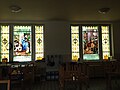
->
(78, 63), (89, 90)
(22, 63), (34, 90)
(0, 80), (10, 90)
(59, 62), (74, 90)
(104, 61), (120, 90)
(34, 62), (46, 82)
(8, 65), (24, 90)
(59, 62), (89, 90)
(59, 64), (65, 90)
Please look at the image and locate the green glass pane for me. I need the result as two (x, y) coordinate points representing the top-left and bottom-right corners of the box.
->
(83, 54), (99, 60)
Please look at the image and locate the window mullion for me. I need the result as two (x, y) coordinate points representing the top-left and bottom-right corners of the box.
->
(98, 25), (103, 60)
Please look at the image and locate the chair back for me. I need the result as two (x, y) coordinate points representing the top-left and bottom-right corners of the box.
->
(0, 80), (10, 90)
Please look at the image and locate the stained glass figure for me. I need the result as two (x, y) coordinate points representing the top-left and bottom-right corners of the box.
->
(0, 26), (9, 62)
(71, 26), (79, 61)
(13, 26), (31, 62)
(101, 26), (110, 59)
(35, 26), (44, 60)
(82, 26), (99, 60)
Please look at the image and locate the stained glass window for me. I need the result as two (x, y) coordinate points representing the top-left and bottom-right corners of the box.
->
(101, 26), (110, 59)
(82, 26), (99, 60)
(71, 25), (112, 61)
(71, 26), (80, 61)
(0, 26), (9, 62)
(35, 26), (44, 60)
(13, 26), (32, 62)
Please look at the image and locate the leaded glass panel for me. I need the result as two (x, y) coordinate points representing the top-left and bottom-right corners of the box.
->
(13, 26), (31, 62)
(82, 26), (99, 60)
(0, 26), (9, 62)
(71, 26), (79, 61)
(102, 26), (110, 59)
(35, 26), (44, 60)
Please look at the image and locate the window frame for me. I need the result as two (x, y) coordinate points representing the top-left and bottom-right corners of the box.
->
(70, 24), (113, 61)
(0, 24), (45, 62)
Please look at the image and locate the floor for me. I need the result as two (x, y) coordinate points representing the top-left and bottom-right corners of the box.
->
(11, 78), (120, 90)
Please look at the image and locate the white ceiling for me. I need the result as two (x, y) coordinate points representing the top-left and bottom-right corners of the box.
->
(0, 0), (120, 21)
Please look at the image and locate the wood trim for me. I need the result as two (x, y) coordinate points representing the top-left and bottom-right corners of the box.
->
(0, 80), (10, 90)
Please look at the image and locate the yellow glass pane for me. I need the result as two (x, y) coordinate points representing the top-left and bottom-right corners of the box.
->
(103, 52), (110, 59)
(0, 26), (9, 62)
(72, 53), (79, 61)
(102, 26), (109, 33)
(102, 34), (109, 45)
(35, 26), (44, 60)
(102, 45), (110, 51)
(35, 26), (43, 33)
(71, 26), (79, 61)
(1, 26), (9, 33)
(1, 54), (9, 59)
(36, 53), (44, 60)
(1, 47), (8, 53)
(71, 26), (79, 33)
(72, 34), (79, 45)
(101, 26), (110, 59)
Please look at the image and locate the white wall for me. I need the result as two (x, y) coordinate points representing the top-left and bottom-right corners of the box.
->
(44, 21), (70, 56)
(112, 22), (120, 59)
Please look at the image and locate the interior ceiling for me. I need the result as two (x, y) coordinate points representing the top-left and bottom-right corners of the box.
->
(0, 0), (120, 22)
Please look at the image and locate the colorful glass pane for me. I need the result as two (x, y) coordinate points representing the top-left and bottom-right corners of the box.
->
(0, 26), (9, 62)
(35, 26), (44, 60)
(13, 26), (31, 62)
(102, 26), (110, 59)
(71, 26), (79, 61)
(82, 26), (99, 60)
